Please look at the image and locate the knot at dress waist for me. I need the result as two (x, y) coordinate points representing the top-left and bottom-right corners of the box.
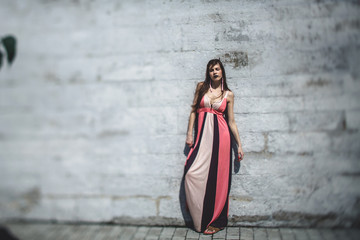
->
(197, 107), (224, 116)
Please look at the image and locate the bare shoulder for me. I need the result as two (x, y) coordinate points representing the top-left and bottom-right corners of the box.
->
(227, 90), (234, 100)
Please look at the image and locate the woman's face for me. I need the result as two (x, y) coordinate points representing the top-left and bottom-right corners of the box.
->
(209, 63), (223, 83)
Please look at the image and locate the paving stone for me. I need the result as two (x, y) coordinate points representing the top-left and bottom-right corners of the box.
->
(173, 227), (188, 237)
(173, 227), (189, 240)
(198, 234), (212, 240)
(279, 228), (296, 240)
(145, 226), (163, 240)
(292, 228), (310, 240)
(148, 227), (163, 236)
(53, 224), (81, 240)
(159, 237), (172, 240)
(36, 224), (60, 240)
(94, 225), (119, 239)
(227, 227), (240, 239)
(347, 229), (360, 240)
(35, 224), (64, 240)
(28, 224), (52, 240)
(240, 227), (254, 240)
(306, 228), (324, 240)
(266, 228), (281, 240)
(104, 226), (124, 240)
(145, 235), (159, 239)
(132, 226), (150, 240)
(67, 225), (94, 240)
(173, 237), (186, 240)
(333, 229), (353, 240)
(118, 226), (137, 240)
(186, 228), (200, 239)
(159, 227), (176, 240)
(76, 225), (103, 240)
(318, 229), (337, 240)
(253, 227), (267, 240)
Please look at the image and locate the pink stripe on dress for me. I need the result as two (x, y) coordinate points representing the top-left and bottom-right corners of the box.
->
(208, 112), (231, 226)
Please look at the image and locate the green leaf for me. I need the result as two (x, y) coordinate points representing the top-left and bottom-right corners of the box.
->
(1, 35), (16, 65)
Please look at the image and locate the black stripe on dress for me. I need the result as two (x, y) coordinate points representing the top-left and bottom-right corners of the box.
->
(184, 112), (207, 174)
(200, 114), (219, 232)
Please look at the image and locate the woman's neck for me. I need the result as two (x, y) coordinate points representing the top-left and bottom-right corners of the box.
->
(211, 81), (221, 89)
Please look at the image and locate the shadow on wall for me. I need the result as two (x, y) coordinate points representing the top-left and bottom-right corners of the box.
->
(0, 225), (20, 240)
(0, 35), (17, 70)
(180, 143), (195, 230)
(179, 128), (240, 228)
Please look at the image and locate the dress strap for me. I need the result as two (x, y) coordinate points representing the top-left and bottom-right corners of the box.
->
(224, 90), (229, 98)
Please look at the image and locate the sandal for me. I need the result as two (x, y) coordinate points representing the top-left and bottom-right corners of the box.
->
(203, 226), (224, 235)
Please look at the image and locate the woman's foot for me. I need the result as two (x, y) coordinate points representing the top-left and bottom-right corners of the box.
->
(203, 226), (223, 235)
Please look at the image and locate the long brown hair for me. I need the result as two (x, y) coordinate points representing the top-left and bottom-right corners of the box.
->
(191, 58), (231, 113)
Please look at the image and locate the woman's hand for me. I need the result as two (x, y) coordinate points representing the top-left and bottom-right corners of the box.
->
(238, 146), (244, 161)
(186, 134), (194, 148)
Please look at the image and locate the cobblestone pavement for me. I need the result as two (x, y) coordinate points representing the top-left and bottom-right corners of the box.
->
(2, 222), (359, 240)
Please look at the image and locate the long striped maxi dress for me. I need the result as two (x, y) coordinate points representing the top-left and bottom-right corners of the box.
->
(184, 90), (232, 233)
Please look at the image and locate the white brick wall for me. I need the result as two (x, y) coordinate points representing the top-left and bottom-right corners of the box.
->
(0, 0), (359, 227)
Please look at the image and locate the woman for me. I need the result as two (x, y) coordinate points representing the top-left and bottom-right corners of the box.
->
(184, 58), (244, 234)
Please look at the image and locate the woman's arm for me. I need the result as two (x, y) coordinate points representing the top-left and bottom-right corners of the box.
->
(226, 91), (244, 161)
(186, 82), (203, 148)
